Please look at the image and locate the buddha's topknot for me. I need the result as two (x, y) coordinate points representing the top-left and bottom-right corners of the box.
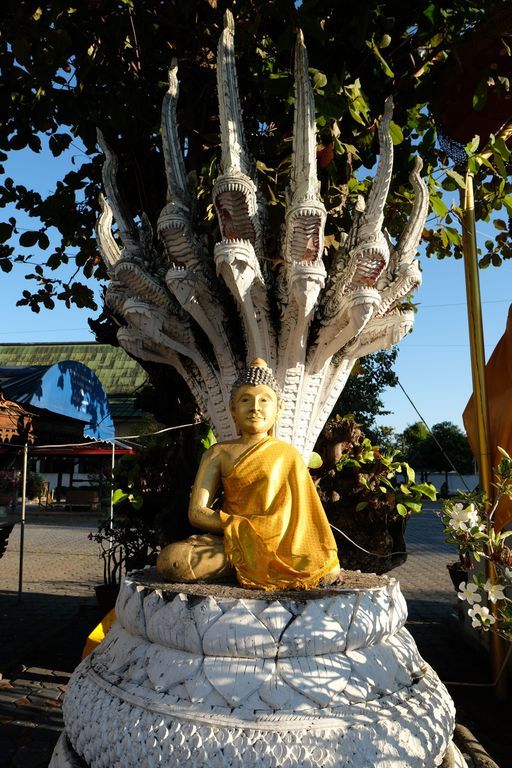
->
(231, 358), (283, 404)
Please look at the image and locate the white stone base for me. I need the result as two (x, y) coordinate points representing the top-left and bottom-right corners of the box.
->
(50, 571), (467, 768)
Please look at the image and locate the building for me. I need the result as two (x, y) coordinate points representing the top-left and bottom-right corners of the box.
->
(0, 342), (151, 438)
(0, 343), (152, 498)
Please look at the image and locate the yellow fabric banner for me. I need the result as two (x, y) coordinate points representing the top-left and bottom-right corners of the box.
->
(463, 304), (512, 531)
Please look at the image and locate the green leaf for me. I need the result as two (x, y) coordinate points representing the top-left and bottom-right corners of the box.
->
(0, 223), (13, 242)
(423, 3), (436, 23)
(200, 428), (217, 451)
(112, 488), (128, 505)
(411, 483), (437, 500)
(472, 78), (488, 112)
(19, 231), (39, 247)
(405, 464), (416, 483)
(430, 194), (448, 219)
(355, 501), (369, 512)
(308, 451), (323, 469)
(404, 500), (422, 512)
(389, 121), (403, 145)
(467, 156), (479, 174)
(49, 133), (72, 157)
(502, 196), (512, 216)
(128, 492), (143, 510)
(445, 169), (466, 188)
(309, 68), (327, 91)
(492, 150), (507, 179)
(466, 136), (480, 155)
(396, 503), (408, 517)
(493, 136), (510, 161)
(366, 38), (394, 78)
(38, 232), (50, 250)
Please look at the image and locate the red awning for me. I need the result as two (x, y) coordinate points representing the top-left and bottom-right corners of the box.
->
(28, 444), (135, 456)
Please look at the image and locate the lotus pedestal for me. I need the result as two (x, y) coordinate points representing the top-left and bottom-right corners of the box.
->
(50, 571), (467, 767)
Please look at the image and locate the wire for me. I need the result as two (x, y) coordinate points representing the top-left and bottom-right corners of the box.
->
(329, 523), (407, 558)
(420, 299), (510, 309)
(396, 379), (472, 492)
(0, 420), (203, 451)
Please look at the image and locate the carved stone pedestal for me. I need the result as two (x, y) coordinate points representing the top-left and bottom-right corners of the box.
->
(50, 571), (467, 767)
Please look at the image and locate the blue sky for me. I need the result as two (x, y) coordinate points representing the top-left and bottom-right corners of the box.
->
(1, 145), (510, 435)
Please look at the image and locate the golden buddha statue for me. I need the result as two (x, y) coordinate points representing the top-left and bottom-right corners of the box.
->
(157, 359), (340, 590)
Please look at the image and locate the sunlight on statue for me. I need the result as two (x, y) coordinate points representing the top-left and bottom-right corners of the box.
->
(157, 359), (340, 590)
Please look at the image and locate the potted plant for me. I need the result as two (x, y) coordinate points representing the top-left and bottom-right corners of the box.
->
(89, 430), (203, 610)
(440, 447), (512, 639)
(315, 416), (437, 573)
(89, 494), (161, 611)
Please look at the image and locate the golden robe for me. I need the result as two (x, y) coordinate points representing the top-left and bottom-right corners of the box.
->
(219, 437), (339, 589)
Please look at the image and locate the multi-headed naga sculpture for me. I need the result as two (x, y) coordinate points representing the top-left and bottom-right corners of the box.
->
(96, 12), (428, 460)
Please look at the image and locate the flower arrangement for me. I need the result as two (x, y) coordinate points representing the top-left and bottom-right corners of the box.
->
(440, 447), (512, 639)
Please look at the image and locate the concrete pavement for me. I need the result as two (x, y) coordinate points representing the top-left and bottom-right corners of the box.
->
(0, 505), (509, 767)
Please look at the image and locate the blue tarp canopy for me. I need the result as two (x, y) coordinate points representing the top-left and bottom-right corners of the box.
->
(0, 360), (115, 442)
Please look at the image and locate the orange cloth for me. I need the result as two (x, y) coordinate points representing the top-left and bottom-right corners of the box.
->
(463, 304), (512, 531)
(219, 437), (339, 589)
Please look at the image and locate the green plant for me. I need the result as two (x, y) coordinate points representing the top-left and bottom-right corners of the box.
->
(89, 512), (160, 590)
(26, 472), (46, 500)
(316, 416), (436, 573)
(440, 447), (512, 640)
(337, 437), (437, 518)
(89, 427), (208, 588)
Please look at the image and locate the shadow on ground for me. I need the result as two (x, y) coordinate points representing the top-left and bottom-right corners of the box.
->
(407, 612), (511, 768)
(0, 598), (102, 768)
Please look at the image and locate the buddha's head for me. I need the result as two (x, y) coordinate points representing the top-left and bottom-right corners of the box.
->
(230, 359), (283, 437)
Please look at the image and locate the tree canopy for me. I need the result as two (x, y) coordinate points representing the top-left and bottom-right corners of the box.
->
(332, 348), (398, 439)
(1, 0), (512, 313)
(399, 420), (475, 477)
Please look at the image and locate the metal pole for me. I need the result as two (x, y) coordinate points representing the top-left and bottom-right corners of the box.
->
(17, 443), (28, 604)
(110, 441), (115, 531)
(461, 172), (507, 697)
(108, 441), (115, 583)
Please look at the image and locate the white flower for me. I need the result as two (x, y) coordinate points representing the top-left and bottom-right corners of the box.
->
(458, 581), (481, 604)
(447, 503), (481, 532)
(468, 605), (496, 629)
(464, 504), (481, 529)
(483, 580), (505, 604)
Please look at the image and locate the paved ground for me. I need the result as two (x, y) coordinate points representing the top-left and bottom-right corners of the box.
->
(0, 504), (510, 767)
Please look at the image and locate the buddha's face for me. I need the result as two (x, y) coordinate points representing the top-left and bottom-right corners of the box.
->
(230, 383), (280, 436)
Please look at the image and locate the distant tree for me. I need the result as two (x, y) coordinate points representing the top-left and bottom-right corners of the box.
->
(399, 420), (474, 481)
(399, 421), (431, 480)
(332, 349), (398, 440)
(428, 421), (475, 477)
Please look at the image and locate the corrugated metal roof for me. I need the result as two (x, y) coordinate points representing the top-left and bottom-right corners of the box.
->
(0, 343), (147, 396)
